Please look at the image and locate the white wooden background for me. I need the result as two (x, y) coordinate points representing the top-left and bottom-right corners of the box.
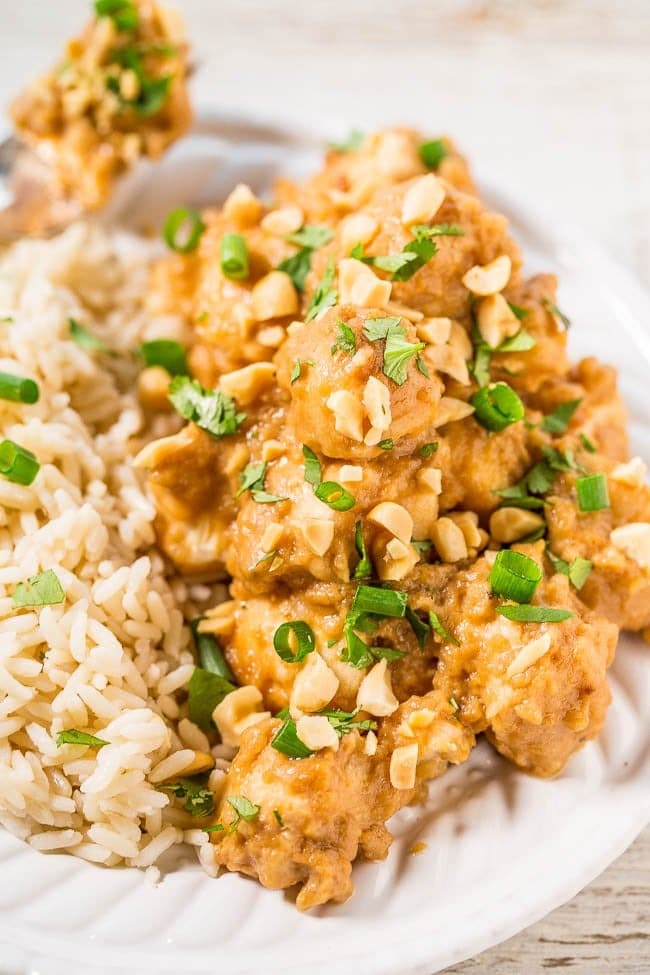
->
(0, 1), (648, 971)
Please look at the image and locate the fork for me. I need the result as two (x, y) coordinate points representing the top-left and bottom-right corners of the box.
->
(0, 113), (321, 243)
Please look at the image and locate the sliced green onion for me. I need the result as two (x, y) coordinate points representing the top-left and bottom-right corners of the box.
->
(576, 473), (610, 512)
(314, 481), (355, 511)
(140, 339), (187, 376)
(250, 490), (288, 504)
(353, 521), (373, 579)
(273, 621), (316, 663)
(272, 718), (314, 758)
(351, 585), (407, 618)
(163, 207), (206, 254)
(429, 610), (460, 646)
(56, 729), (108, 748)
(496, 604), (574, 623)
(69, 317), (110, 352)
(187, 668), (235, 732)
(497, 329), (536, 352)
(302, 445), (322, 487)
(0, 371), (39, 404)
(567, 557), (593, 590)
(13, 569), (65, 608)
(0, 440), (39, 486)
(489, 550), (542, 603)
(507, 302), (529, 321)
(220, 233), (249, 279)
(378, 439), (393, 450)
(579, 432), (597, 453)
(470, 382), (525, 432)
(190, 618), (235, 681)
(418, 139), (448, 169)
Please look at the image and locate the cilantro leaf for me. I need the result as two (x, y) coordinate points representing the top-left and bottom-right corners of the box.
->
(13, 569), (65, 608)
(236, 461), (267, 497)
(306, 260), (338, 322)
(331, 319), (357, 356)
(541, 398), (582, 434)
(287, 225), (334, 249)
(168, 377), (246, 439)
(383, 328), (425, 385)
(277, 248), (312, 291)
(188, 668), (235, 733)
(353, 521), (373, 579)
(161, 776), (215, 817)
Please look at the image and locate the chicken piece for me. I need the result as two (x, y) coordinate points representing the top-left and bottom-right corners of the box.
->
(274, 128), (476, 224)
(135, 385), (288, 576)
(211, 578), (448, 713)
(436, 416), (533, 516)
(211, 719), (402, 909)
(10, 0), (192, 211)
(275, 305), (443, 461)
(307, 174), (521, 323)
(407, 548), (618, 778)
(524, 357), (629, 462)
(546, 462), (650, 631)
(484, 274), (571, 395)
(211, 689), (474, 909)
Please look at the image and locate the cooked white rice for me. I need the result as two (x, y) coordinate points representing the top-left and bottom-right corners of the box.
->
(0, 222), (222, 872)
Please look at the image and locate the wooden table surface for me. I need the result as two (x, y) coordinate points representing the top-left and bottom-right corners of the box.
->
(0, 1), (648, 971)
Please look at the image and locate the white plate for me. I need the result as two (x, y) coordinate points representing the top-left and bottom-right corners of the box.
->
(0, 115), (648, 975)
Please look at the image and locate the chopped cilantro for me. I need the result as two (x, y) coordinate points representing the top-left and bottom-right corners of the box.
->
(161, 776), (214, 817)
(168, 377), (246, 439)
(541, 399), (582, 434)
(306, 259), (338, 322)
(331, 319), (357, 356)
(13, 569), (65, 608)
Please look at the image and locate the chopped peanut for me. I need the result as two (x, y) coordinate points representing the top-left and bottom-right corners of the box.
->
(296, 715), (339, 752)
(490, 507), (545, 543)
(390, 743), (419, 789)
(363, 376), (392, 431)
(326, 389), (365, 442)
(356, 659), (399, 717)
(301, 518), (335, 556)
(290, 652), (339, 715)
(213, 686), (270, 749)
(610, 523), (650, 569)
(367, 501), (414, 543)
(476, 293), (520, 348)
(462, 255), (512, 296)
(431, 517), (468, 562)
(220, 362), (276, 405)
(223, 183), (263, 225)
(261, 205), (304, 236)
(251, 271), (299, 321)
(338, 258), (392, 307)
(401, 174), (445, 226)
